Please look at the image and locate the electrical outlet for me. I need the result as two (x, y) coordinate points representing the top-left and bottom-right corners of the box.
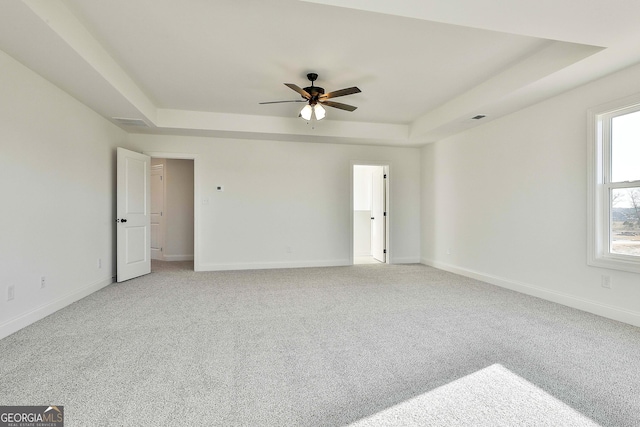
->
(285, 246), (292, 254)
(7, 285), (15, 301)
(601, 275), (612, 289)
(41, 276), (46, 289)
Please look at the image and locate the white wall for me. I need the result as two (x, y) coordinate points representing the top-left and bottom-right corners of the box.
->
(0, 49), (127, 339)
(354, 165), (377, 210)
(129, 134), (421, 270)
(421, 62), (640, 327)
(165, 159), (194, 260)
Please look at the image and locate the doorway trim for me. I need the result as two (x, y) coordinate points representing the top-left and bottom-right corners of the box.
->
(143, 151), (199, 271)
(350, 161), (391, 265)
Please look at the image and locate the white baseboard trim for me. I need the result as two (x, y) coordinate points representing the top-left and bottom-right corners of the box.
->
(197, 256), (424, 271)
(0, 275), (114, 340)
(421, 258), (640, 328)
(392, 257), (422, 264)
(197, 259), (351, 272)
(162, 254), (194, 261)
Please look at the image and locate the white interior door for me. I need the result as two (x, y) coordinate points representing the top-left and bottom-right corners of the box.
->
(371, 166), (386, 262)
(150, 164), (165, 260)
(117, 147), (151, 282)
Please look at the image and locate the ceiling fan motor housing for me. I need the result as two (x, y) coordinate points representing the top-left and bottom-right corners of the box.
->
(304, 72), (324, 103)
(303, 86), (325, 102)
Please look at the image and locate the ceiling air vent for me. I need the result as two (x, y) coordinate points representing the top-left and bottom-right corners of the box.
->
(112, 117), (149, 127)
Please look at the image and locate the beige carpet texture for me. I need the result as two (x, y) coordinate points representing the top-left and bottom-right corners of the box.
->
(1, 261), (639, 426)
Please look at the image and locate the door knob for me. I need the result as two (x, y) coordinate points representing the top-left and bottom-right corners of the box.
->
(121, 219), (127, 223)
(371, 217), (375, 220)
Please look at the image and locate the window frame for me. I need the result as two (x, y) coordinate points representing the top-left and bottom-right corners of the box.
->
(588, 94), (640, 274)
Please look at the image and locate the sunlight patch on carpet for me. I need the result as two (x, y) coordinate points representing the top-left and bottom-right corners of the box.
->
(349, 364), (600, 426)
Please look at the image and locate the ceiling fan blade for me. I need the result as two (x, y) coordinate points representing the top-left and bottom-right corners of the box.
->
(320, 100), (358, 112)
(259, 100), (307, 104)
(320, 86), (361, 100)
(284, 83), (311, 99)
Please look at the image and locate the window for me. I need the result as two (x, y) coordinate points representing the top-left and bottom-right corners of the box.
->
(588, 95), (640, 273)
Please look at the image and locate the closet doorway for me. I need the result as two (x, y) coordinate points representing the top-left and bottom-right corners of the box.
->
(352, 164), (389, 264)
(149, 156), (195, 270)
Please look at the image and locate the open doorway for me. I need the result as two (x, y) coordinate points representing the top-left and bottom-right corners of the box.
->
(150, 157), (195, 272)
(353, 164), (389, 265)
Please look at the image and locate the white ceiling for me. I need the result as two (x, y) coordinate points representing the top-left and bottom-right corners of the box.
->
(1, 0), (639, 146)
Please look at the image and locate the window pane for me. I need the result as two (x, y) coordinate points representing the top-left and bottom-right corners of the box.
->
(611, 187), (640, 257)
(611, 110), (640, 182)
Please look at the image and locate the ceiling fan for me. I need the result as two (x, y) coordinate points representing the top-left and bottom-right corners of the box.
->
(260, 73), (361, 120)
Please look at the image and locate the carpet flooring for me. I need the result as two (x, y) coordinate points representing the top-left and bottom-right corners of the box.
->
(349, 364), (600, 426)
(1, 262), (639, 426)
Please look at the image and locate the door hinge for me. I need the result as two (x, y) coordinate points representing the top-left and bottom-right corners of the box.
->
(383, 249), (387, 254)
(384, 212), (387, 217)
(384, 174), (387, 179)
(160, 176), (163, 181)
(161, 247), (163, 252)
(161, 211), (163, 217)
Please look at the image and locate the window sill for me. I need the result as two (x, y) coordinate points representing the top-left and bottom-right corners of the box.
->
(588, 255), (640, 274)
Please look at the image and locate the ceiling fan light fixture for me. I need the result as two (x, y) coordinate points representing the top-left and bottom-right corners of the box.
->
(300, 104), (313, 120)
(314, 104), (326, 120)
